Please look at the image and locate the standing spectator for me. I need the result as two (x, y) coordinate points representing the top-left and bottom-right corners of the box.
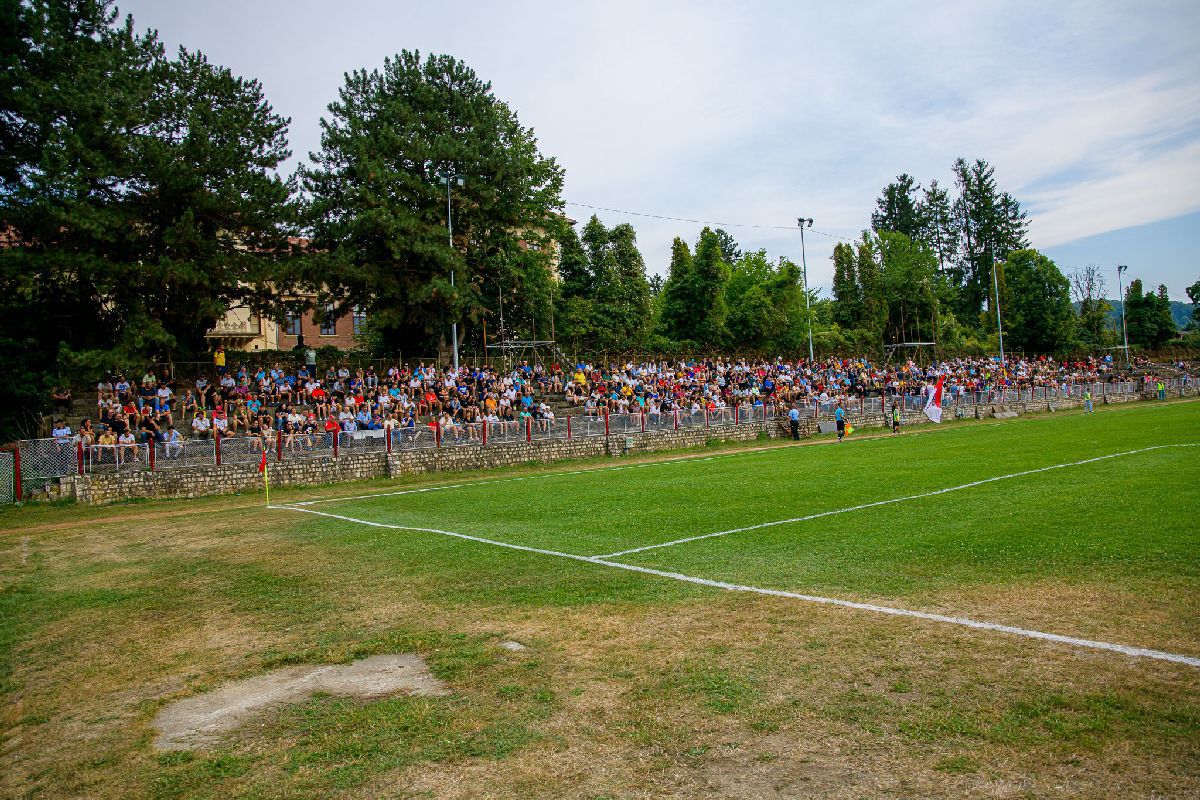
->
(213, 344), (227, 376)
(788, 405), (800, 440)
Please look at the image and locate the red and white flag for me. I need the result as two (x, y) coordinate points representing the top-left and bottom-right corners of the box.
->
(924, 375), (945, 423)
(258, 450), (268, 473)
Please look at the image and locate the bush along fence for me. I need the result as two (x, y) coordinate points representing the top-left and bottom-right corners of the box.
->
(4, 378), (1195, 505)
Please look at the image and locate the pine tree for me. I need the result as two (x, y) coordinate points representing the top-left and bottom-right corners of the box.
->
(303, 50), (564, 354)
(689, 228), (731, 347)
(658, 237), (694, 342)
(830, 242), (861, 328)
(916, 179), (957, 271)
(871, 174), (923, 239)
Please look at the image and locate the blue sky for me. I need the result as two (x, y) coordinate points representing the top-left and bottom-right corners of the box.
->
(118, 0), (1200, 300)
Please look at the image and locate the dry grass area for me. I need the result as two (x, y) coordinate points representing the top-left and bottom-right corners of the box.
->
(2, 494), (1198, 800)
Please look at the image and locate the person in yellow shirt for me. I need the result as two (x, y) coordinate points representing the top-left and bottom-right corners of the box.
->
(213, 344), (227, 375)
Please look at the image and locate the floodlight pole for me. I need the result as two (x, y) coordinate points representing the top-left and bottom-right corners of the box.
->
(797, 217), (814, 363)
(991, 254), (1005, 366)
(1116, 264), (1131, 367)
(435, 168), (466, 373)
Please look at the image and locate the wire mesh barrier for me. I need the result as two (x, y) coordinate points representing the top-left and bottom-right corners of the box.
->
(337, 431), (389, 455)
(85, 443), (150, 473)
(18, 438), (79, 497)
(1, 376), (1183, 502)
(0, 452), (13, 504)
(219, 434), (274, 466)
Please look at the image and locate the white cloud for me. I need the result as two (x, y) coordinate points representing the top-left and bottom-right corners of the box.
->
(116, 0), (1200, 290)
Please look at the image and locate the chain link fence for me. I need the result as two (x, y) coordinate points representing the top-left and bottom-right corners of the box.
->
(0, 452), (13, 504)
(0, 376), (1186, 503)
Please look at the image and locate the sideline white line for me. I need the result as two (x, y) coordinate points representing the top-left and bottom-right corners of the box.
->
(592, 444), (1200, 559)
(282, 445), (779, 507)
(271, 504), (1200, 668)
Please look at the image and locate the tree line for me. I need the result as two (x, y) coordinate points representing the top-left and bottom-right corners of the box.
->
(0, 0), (1195, 440)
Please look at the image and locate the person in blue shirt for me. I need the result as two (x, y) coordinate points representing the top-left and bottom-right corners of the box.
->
(835, 401), (846, 443)
(788, 405), (801, 440)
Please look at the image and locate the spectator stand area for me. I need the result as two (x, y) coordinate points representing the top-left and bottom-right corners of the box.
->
(3, 354), (1195, 502)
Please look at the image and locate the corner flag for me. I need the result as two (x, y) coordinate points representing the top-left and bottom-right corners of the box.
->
(924, 375), (945, 424)
(259, 450), (269, 505)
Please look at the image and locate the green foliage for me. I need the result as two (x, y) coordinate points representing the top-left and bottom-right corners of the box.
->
(555, 216), (651, 351)
(1123, 279), (1176, 348)
(830, 242), (860, 329)
(1187, 279), (1200, 328)
(999, 250), (1075, 354)
(302, 50), (564, 355)
(0, 0), (295, 438)
(653, 227), (730, 348)
(725, 251), (808, 353)
(871, 173), (923, 239)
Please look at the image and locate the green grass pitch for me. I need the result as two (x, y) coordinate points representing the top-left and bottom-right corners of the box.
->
(2, 400), (1198, 798)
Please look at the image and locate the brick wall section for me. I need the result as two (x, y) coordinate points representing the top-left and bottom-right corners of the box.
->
(57, 390), (1193, 505)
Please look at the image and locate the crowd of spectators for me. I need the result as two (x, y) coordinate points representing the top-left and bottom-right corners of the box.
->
(41, 352), (1190, 462)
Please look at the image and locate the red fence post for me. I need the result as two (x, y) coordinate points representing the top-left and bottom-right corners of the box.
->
(566, 415), (571, 439)
(276, 431), (283, 462)
(333, 430), (339, 458)
(674, 409), (679, 430)
(13, 447), (22, 500)
(435, 424), (441, 449)
(526, 417), (532, 442)
(482, 420), (488, 446)
(215, 431), (222, 466)
(734, 404), (739, 425)
(705, 408), (710, 428)
(148, 440), (156, 471)
(77, 440), (84, 476)
(641, 410), (646, 433)
(604, 409), (610, 437)
(386, 426), (393, 454)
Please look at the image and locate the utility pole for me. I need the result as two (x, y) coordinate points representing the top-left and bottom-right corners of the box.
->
(433, 166), (465, 373)
(991, 250), (1005, 366)
(797, 217), (814, 362)
(1117, 264), (1131, 367)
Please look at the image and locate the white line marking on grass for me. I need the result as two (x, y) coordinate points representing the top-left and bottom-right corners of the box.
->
(592, 444), (1200, 559)
(271, 504), (1200, 668)
(282, 446), (779, 507)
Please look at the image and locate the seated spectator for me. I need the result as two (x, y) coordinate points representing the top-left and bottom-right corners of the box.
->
(164, 426), (183, 457)
(191, 413), (211, 440)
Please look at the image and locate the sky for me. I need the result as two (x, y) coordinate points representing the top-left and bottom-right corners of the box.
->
(117, 0), (1200, 300)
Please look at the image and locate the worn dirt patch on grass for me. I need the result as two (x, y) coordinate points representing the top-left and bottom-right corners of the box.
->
(153, 653), (449, 751)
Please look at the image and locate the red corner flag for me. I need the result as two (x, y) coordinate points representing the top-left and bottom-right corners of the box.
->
(924, 375), (945, 424)
(259, 450), (270, 506)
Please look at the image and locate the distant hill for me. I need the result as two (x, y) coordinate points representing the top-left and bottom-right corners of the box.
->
(1074, 300), (1198, 330)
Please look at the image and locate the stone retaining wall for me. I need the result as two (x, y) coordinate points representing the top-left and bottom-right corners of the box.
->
(60, 423), (781, 505)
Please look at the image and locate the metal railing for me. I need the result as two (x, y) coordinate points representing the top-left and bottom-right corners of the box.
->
(1, 377), (1188, 502)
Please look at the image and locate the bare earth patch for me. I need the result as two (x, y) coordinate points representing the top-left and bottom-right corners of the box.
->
(152, 653), (449, 751)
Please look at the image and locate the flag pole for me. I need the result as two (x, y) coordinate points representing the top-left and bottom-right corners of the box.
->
(264, 464), (270, 507)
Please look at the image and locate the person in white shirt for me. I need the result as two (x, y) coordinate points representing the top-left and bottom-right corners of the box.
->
(117, 431), (137, 462)
(191, 414), (211, 439)
(164, 426), (183, 457)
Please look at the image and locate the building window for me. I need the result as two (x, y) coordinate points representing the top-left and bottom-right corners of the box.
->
(285, 312), (301, 336)
(352, 306), (367, 335)
(320, 304), (337, 336)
